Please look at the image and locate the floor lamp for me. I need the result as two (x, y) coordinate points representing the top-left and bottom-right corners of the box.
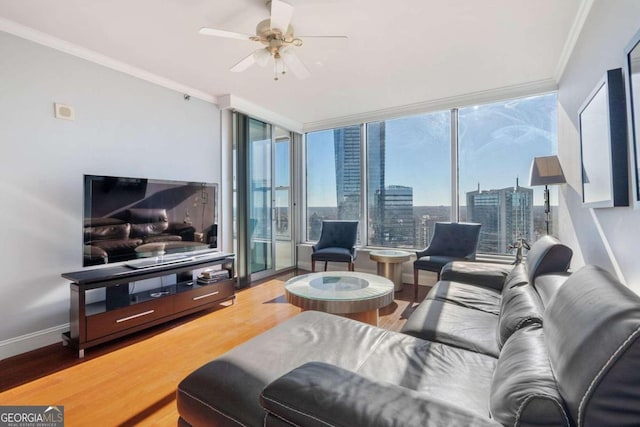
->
(529, 155), (566, 235)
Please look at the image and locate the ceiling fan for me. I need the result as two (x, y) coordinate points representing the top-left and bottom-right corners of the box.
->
(199, 0), (346, 80)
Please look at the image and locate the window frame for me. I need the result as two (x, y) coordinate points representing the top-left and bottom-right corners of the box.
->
(302, 91), (558, 257)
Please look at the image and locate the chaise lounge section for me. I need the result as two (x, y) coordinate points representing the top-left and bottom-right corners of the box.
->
(177, 238), (640, 426)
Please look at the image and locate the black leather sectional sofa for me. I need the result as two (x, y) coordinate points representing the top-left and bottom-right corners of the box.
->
(176, 236), (640, 426)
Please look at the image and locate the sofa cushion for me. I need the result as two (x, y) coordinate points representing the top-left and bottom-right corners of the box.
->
(261, 362), (501, 427)
(524, 235), (572, 283)
(440, 261), (513, 290)
(544, 265), (640, 426)
(401, 299), (500, 357)
(498, 282), (544, 347)
(490, 325), (570, 426)
(425, 280), (501, 315)
(532, 272), (570, 306)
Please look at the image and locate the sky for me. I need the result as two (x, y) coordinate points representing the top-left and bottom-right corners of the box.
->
(306, 93), (558, 207)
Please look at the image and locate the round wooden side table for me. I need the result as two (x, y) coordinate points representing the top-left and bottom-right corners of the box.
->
(369, 250), (411, 292)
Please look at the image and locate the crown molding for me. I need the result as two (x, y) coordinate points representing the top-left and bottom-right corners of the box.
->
(218, 94), (303, 133)
(0, 18), (217, 104)
(302, 78), (558, 132)
(553, 0), (595, 82)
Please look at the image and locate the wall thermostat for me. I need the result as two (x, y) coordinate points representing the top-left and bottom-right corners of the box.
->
(54, 103), (75, 120)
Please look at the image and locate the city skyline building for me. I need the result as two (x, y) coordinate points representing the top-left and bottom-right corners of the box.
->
(367, 122), (386, 245)
(466, 182), (534, 254)
(333, 126), (362, 220)
(374, 185), (415, 247)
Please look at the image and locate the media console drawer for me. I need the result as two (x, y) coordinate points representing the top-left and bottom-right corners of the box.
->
(86, 298), (172, 341)
(174, 280), (234, 312)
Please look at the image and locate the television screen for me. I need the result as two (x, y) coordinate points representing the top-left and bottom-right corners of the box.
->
(83, 175), (218, 267)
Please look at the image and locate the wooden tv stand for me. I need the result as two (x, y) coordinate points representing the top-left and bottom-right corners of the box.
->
(62, 252), (235, 358)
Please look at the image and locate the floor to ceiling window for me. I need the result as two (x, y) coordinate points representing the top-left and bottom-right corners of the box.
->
(305, 125), (362, 241)
(458, 93), (558, 254)
(366, 113), (451, 249)
(303, 92), (558, 257)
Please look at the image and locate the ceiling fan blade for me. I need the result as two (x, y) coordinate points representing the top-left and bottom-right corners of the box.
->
(281, 49), (310, 80)
(230, 51), (259, 72)
(199, 27), (254, 41)
(297, 35), (349, 40)
(254, 48), (272, 67)
(270, 0), (294, 33)
(231, 49), (273, 72)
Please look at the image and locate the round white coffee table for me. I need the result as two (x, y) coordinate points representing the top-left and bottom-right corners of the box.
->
(284, 272), (394, 326)
(369, 250), (411, 292)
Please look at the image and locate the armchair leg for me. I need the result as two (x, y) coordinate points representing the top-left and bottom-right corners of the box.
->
(324, 261), (328, 271)
(349, 262), (354, 271)
(413, 268), (419, 301)
(312, 260), (316, 272)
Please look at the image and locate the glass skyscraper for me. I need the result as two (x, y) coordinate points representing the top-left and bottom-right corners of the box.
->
(376, 185), (415, 247)
(466, 183), (533, 254)
(334, 126), (362, 220)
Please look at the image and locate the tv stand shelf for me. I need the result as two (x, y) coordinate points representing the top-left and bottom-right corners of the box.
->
(62, 252), (235, 358)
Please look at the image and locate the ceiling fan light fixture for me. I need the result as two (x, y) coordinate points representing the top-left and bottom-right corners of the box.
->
(199, 0), (346, 80)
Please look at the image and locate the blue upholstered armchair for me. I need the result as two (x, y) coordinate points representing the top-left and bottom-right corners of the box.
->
(311, 220), (359, 272)
(413, 222), (481, 300)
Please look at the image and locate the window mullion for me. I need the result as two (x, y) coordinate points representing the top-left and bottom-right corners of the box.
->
(361, 123), (367, 246)
(451, 108), (459, 222)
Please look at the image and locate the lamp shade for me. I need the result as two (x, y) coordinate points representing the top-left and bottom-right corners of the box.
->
(529, 155), (566, 186)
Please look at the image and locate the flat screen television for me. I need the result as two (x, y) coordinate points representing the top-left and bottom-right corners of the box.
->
(83, 174), (218, 267)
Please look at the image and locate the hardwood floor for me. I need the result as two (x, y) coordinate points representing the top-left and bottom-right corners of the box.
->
(0, 270), (434, 426)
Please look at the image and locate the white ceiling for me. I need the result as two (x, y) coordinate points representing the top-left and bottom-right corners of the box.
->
(0, 0), (584, 128)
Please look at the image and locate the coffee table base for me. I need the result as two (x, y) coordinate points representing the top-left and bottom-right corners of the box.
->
(301, 308), (379, 326)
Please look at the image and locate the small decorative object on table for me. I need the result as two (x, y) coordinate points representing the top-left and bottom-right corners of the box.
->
(508, 236), (530, 265)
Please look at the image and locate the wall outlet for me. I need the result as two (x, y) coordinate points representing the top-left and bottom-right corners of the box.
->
(54, 103), (75, 120)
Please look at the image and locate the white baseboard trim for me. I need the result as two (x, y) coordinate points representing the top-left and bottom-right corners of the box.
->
(0, 323), (68, 361)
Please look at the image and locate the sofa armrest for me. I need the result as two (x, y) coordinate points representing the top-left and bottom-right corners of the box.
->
(260, 362), (500, 427)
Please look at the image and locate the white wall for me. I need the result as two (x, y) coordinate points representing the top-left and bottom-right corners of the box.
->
(558, 0), (640, 292)
(0, 32), (222, 359)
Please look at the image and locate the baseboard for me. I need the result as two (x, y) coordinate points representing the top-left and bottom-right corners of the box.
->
(0, 323), (68, 361)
